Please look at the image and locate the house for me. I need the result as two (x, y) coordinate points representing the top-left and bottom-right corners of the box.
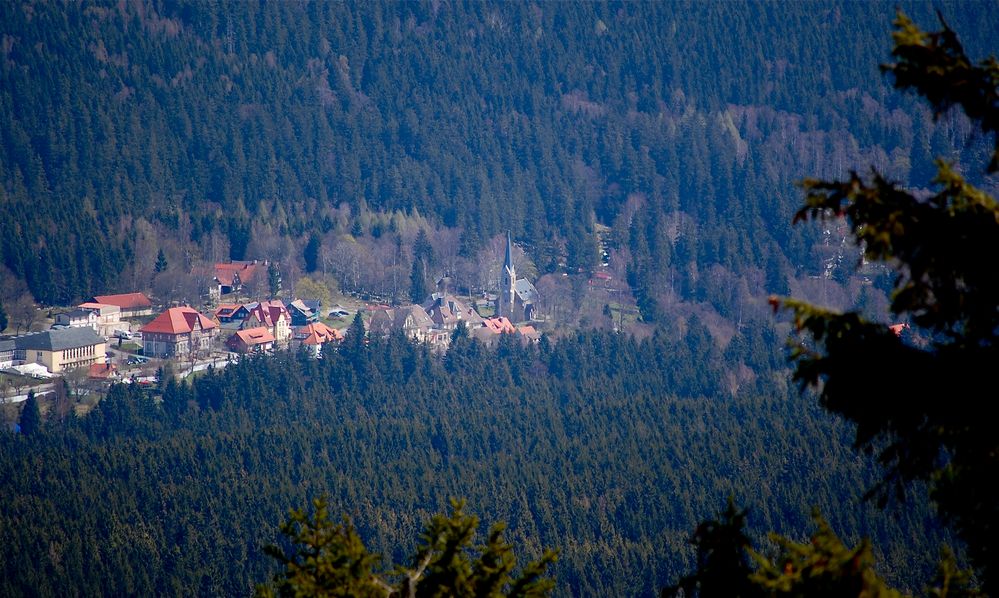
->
(245, 300), (291, 346)
(517, 325), (541, 344)
(139, 307), (217, 358)
(226, 327), (275, 353)
(292, 322), (343, 356)
(55, 309), (98, 330)
(13, 328), (107, 374)
(88, 362), (119, 380)
(214, 303), (250, 323)
(496, 232), (540, 322)
(0, 339), (15, 369)
(367, 305), (448, 347)
(77, 302), (123, 337)
(472, 316), (515, 345)
(288, 299), (321, 326)
(423, 293), (484, 331)
(483, 316), (517, 334)
(212, 261), (264, 297)
(91, 293), (154, 318)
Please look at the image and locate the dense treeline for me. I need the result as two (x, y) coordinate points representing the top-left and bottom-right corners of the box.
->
(1, 1), (997, 311)
(0, 330), (952, 596)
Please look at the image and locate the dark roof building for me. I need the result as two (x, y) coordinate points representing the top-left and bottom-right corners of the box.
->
(15, 328), (105, 351)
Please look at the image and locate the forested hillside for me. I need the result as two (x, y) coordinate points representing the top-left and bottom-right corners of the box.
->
(2, 1), (997, 318)
(0, 331), (952, 596)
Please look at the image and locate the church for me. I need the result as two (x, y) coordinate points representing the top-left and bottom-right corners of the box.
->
(496, 232), (540, 323)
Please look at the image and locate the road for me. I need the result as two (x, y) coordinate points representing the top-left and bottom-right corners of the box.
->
(1, 382), (56, 404)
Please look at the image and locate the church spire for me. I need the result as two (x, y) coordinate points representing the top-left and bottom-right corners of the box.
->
(498, 231), (516, 319)
(504, 231), (515, 275)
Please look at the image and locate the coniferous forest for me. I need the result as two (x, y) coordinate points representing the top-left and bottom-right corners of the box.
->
(2, 1), (998, 597)
(0, 330), (953, 596)
(1, 1), (997, 314)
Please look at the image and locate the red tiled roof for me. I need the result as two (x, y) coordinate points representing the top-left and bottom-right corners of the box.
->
(296, 322), (344, 345)
(889, 323), (909, 337)
(140, 307), (217, 335)
(483, 317), (516, 334)
(214, 261), (261, 284)
(92, 292), (152, 309)
(233, 327), (275, 346)
(88, 362), (117, 379)
(247, 300), (289, 327)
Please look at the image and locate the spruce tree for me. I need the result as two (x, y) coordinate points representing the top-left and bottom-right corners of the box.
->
(154, 249), (168, 273)
(303, 234), (321, 274)
(776, 13), (999, 593)
(19, 390), (41, 436)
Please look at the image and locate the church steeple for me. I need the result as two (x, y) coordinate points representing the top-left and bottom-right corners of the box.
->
(499, 231), (516, 318)
(504, 231), (515, 276)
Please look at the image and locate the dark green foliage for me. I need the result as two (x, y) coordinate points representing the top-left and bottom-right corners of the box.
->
(257, 497), (386, 598)
(666, 502), (976, 598)
(304, 234), (321, 274)
(409, 259), (430, 305)
(0, 302), (7, 332)
(0, 330), (954, 596)
(777, 12), (999, 594)
(18, 391), (41, 436)
(257, 498), (556, 598)
(749, 517), (902, 597)
(3, 2), (996, 305)
(154, 249), (168, 274)
(269, 261), (282, 298)
(410, 229), (435, 303)
(662, 501), (758, 598)
(883, 13), (999, 172)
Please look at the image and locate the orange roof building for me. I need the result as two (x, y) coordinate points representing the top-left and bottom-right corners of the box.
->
(88, 362), (119, 380)
(226, 327), (276, 353)
(91, 292), (154, 316)
(293, 322), (344, 356)
(139, 307), (217, 358)
(295, 322), (344, 345)
(213, 261), (264, 296)
(483, 316), (517, 334)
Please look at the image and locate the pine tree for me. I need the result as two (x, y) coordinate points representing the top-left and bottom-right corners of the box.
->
(19, 390), (42, 436)
(256, 498), (556, 598)
(303, 234), (321, 274)
(268, 261), (282, 297)
(775, 13), (999, 593)
(409, 259), (429, 304)
(154, 249), (168, 274)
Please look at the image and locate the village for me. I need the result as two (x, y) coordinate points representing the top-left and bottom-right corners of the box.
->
(0, 234), (551, 409)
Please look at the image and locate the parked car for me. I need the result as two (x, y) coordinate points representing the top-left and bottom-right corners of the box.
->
(113, 330), (133, 340)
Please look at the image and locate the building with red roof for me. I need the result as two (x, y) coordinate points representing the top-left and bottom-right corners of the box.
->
(226, 327), (276, 354)
(91, 292), (154, 317)
(292, 322), (344, 356)
(139, 306), (217, 358)
(483, 316), (517, 334)
(245, 300), (291, 346)
(212, 261), (264, 297)
(471, 317), (540, 346)
(88, 362), (119, 380)
(889, 323), (910, 337)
